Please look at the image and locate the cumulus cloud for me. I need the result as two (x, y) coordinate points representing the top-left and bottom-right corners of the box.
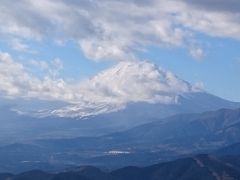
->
(0, 52), (71, 101)
(0, 0), (239, 61)
(0, 51), (199, 117)
(51, 61), (196, 117)
(2, 0), (239, 116)
(78, 61), (191, 104)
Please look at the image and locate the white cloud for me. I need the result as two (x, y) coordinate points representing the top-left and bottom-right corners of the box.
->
(0, 52), (71, 101)
(51, 61), (195, 117)
(192, 81), (205, 92)
(0, 0), (238, 116)
(78, 61), (191, 104)
(175, 7), (240, 40)
(0, 51), (199, 117)
(190, 47), (204, 59)
(0, 0), (239, 61)
(0, 52), (29, 96)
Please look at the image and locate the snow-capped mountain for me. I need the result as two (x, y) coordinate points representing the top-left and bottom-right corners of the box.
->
(46, 61), (196, 117)
(0, 61), (239, 142)
(1, 61), (239, 129)
(46, 61), (239, 120)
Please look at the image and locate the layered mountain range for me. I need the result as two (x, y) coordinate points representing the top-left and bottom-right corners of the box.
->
(1, 62), (240, 144)
(0, 108), (240, 173)
(0, 62), (240, 176)
(1, 152), (240, 180)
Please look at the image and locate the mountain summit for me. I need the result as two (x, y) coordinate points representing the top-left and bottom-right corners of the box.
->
(49, 61), (238, 120)
(50, 61), (204, 118)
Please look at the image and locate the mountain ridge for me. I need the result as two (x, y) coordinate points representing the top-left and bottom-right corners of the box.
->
(1, 108), (240, 172)
(1, 154), (240, 180)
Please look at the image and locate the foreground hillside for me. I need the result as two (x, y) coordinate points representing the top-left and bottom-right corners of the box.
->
(1, 154), (240, 180)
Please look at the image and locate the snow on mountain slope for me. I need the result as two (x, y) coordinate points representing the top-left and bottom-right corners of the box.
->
(5, 61), (239, 120)
(50, 61), (203, 118)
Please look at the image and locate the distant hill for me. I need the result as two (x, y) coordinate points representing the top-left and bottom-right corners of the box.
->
(1, 108), (240, 172)
(1, 154), (240, 180)
(1, 91), (240, 144)
(215, 142), (240, 156)
(105, 107), (240, 150)
(36, 108), (240, 156)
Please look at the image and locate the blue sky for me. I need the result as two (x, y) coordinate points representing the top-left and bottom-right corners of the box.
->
(140, 36), (240, 102)
(0, 0), (239, 104)
(1, 34), (239, 102)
